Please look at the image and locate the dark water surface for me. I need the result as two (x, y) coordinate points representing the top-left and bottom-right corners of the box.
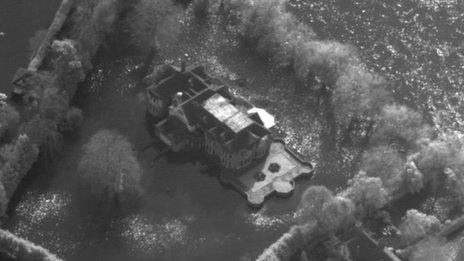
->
(0, 0), (61, 94)
(289, 0), (464, 132)
(1, 0), (464, 260)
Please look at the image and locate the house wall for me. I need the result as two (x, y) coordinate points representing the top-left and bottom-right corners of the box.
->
(147, 92), (165, 117)
(204, 132), (270, 170)
(254, 135), (271, 159)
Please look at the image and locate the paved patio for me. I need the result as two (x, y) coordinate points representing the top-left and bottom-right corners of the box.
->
(220, 140), (314, 206)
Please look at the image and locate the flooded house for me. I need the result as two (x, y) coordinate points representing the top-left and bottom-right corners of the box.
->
(146, 63), (314, 205)
(146, 63), (273, 170)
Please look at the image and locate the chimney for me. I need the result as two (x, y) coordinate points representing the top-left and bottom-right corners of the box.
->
(172, 92), (183, 107)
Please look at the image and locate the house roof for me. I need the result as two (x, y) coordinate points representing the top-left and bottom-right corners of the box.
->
(247, 108), (275, 129)
(223, 129), (261, 151)
(202, 94), (253, 133)
(148, 63), (272, 153)
(224, 112), (253, 133)
(338, 226), (400, 261)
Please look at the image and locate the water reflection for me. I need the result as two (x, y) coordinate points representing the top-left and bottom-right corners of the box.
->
(10, 192), (79, 256)
(120, 215), (189, 255)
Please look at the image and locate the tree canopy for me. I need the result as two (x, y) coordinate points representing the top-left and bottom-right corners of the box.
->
(0, 102), (20, 141)
(371, 104), (432, 149)
(342, 171), (390, 218)
(127, 0), (183, 52)
(78, 130), (142, 204)
(399, 209), (443, 244)
(361, 145), (405, 193)
(408, 237), (453, 261)
(298, 186), (355, 234)
(332, 65), (391, 128)
(417, 132), (464, 177)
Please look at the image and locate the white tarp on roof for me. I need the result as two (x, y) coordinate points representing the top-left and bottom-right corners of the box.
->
(247, 108), (275, 129)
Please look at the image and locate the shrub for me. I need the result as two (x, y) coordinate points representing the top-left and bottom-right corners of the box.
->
(342, 171), (390, 218)
(399, 209), (443, 244)
(0, 229), (63, 261)
(0, 102), (20, 141)
(78, 130), (142, 204)
(126, 0), (183, 52)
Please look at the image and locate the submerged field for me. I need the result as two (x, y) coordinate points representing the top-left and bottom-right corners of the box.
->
(1, 0), (463, 260)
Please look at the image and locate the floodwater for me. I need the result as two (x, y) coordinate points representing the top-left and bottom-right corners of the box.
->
(289, 0), (464, 132)
(1, 0), (463, 260)
(0, 0), (61, 94)
(4, 39), (314, 260)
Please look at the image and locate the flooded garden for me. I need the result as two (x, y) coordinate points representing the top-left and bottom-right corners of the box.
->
(1, 0), (464, 260)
